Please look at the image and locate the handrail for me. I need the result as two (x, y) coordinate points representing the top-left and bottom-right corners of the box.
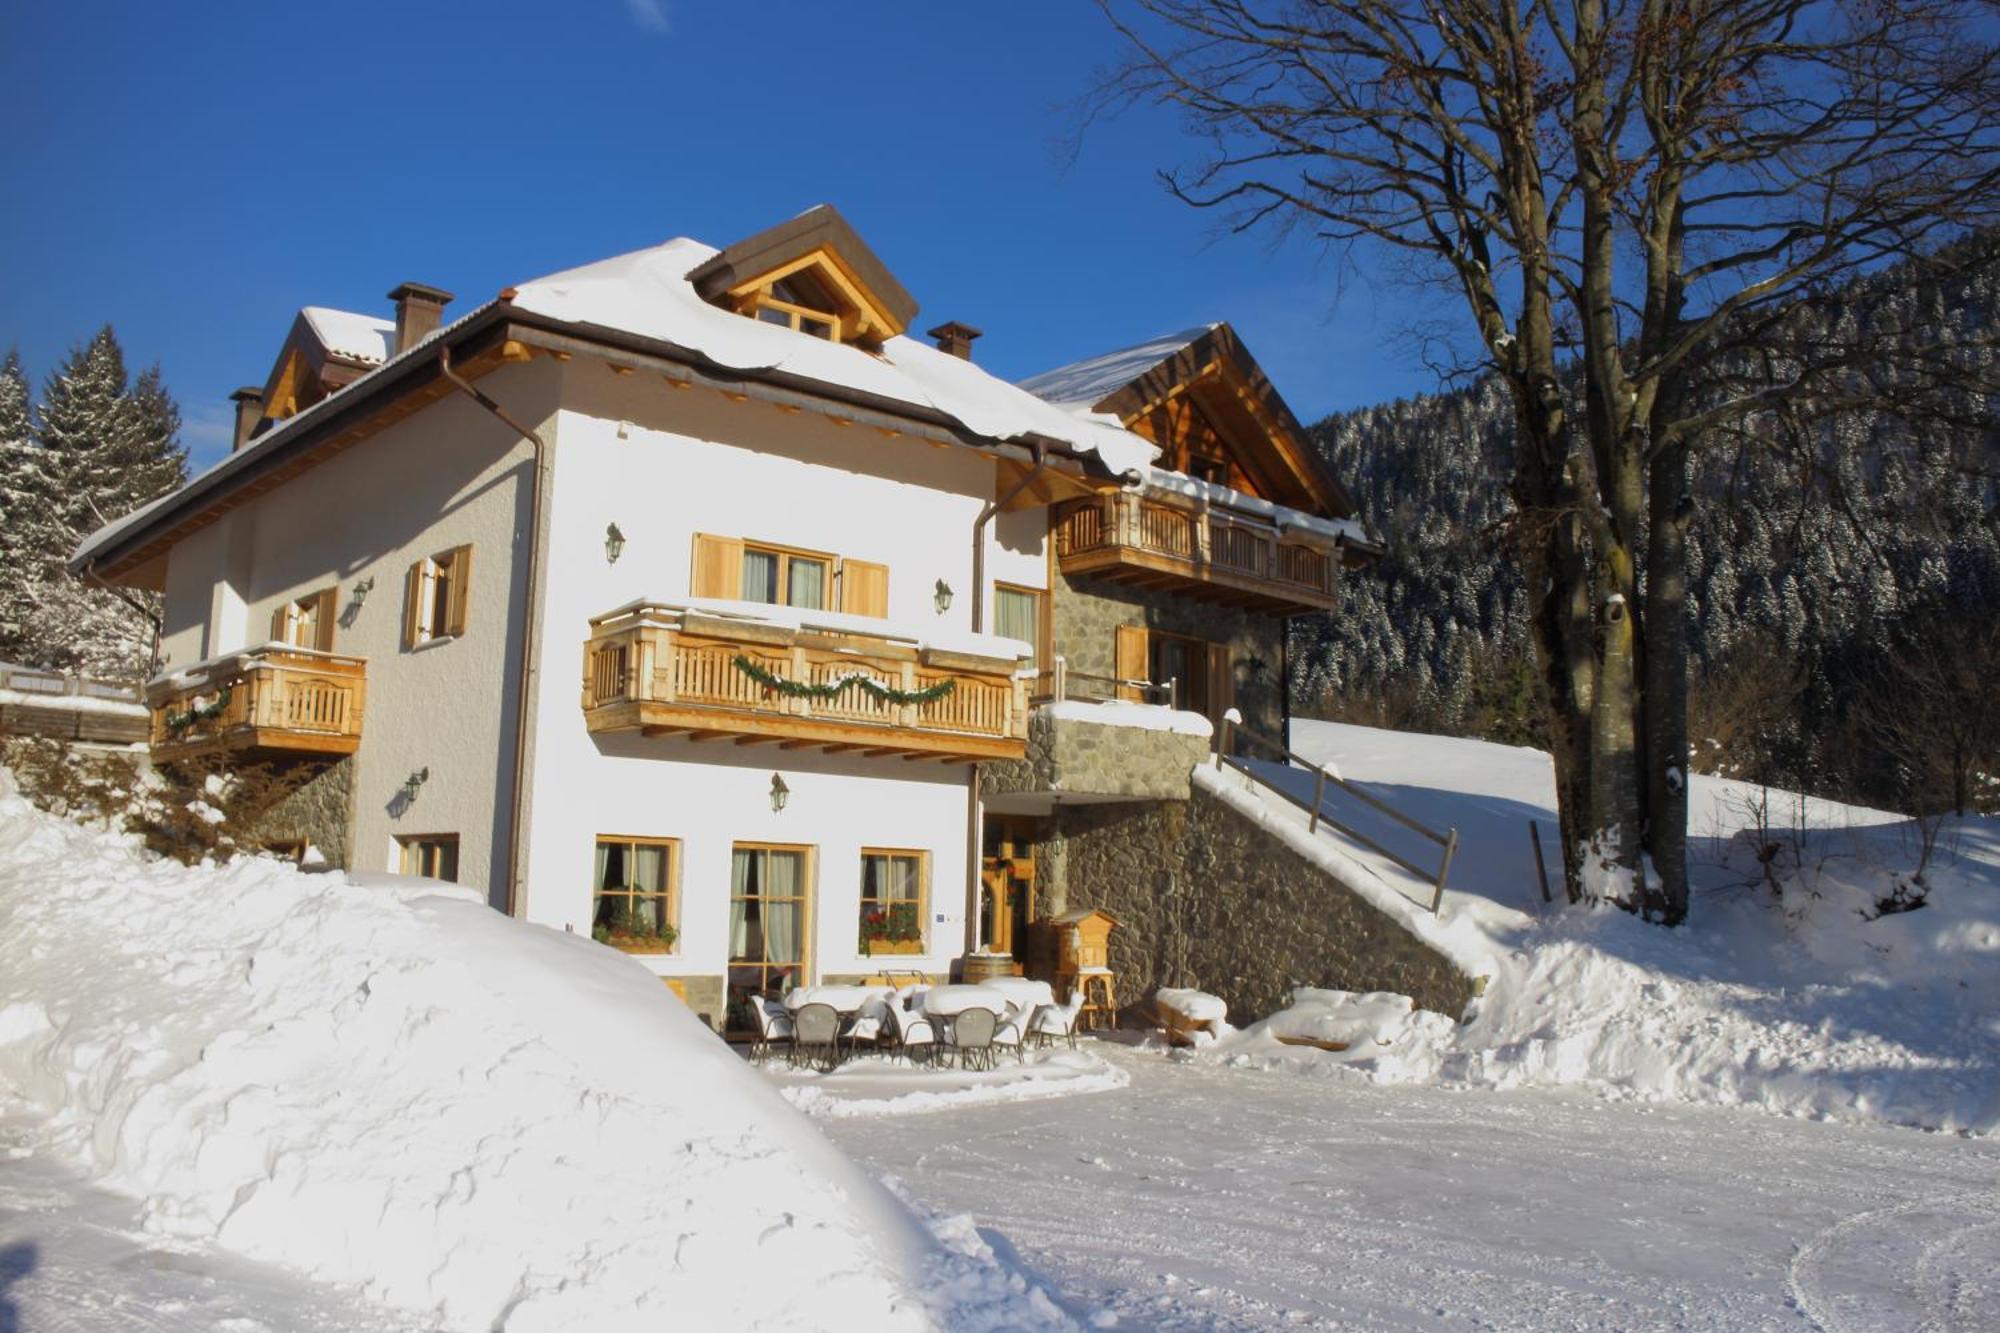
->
(1026, 656), (1176, 708)
(1216, 713), (1458, 913)
(0, 661), (143, 703)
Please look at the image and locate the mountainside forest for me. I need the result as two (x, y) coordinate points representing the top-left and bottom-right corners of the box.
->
(1294, 233), (2000, 817)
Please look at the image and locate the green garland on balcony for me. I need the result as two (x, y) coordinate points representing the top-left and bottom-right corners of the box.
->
(731, 655), (956, 706)
(163, 687), (232, 734)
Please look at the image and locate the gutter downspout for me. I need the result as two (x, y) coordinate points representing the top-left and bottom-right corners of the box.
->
(963, 442), (1048, 965)
(438, 343), (548, 920)
(969, 441), (1047, 634)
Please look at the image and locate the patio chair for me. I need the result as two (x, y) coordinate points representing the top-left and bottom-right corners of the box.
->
(1030, 993), (1085, 1051)
(948, 1007), (999, 1072)
(748, 996), (793, 1062)
(992, 1003), (1027, 1064)
(886, 1001), (936, 1066)
(842, 999), (890, 1058)
(789, 1002), (842, 1073)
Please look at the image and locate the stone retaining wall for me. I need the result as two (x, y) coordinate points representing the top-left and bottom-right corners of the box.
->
(247, 757), (357, 868)
(1048, 784), (1477, 1021)
(984, 708), (1210, 803)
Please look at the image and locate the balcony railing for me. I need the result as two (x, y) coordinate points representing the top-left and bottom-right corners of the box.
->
(1053, 491), (1340, 613)
(147, 645), (367, 763)
(583, 603), (1030, 762)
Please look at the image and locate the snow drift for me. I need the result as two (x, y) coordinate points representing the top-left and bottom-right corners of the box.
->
(1205, 722), (2000, 1136)
(0, 771), (1075, 1330)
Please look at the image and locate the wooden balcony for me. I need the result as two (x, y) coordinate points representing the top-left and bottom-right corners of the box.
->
(1053, 491), (1341, 613)
(147, 646), (367, 764)
(582, 603), (1030, 763)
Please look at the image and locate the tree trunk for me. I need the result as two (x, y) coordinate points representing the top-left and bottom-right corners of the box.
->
(1643, 434), (1692, 923)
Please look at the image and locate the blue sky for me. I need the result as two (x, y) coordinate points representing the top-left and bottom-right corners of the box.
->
(1, 2), (1442, 467)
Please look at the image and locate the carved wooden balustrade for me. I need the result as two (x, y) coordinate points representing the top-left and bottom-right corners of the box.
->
(1052, 490), (1340, 613)
(583, 603), (1029, 763)
(147, 646), (367, 763)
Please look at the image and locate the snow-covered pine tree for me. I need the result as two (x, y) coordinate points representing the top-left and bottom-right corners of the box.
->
(0, 349), (39, 663)
(14, 327), (188, 679)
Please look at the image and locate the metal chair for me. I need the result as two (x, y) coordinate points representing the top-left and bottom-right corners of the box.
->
(887, 1001), (936, 1066)
(992, 1003), (1027, 1064)
(789, 1002), (842, 1072)
(948, 1007), (999, 1072)
(1030, 993), (1086, 1050)
(748, 996), (793, 1062)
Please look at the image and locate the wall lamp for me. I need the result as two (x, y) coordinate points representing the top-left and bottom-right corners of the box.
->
(402, 767), (430, 801)
(605, 523), (626, 564)
(934, 579), (954, 615)
(769, 772), (790, 813)
(351, 575), (375, 606)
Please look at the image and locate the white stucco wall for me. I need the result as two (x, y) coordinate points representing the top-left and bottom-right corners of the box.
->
(154, 358), (561, 896)
(519, 368), (1050, 986)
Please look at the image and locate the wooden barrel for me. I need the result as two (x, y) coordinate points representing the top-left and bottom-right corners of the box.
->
(960, 953), (1017, 983)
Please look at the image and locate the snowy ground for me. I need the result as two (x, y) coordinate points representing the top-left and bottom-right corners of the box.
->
(1219, 722), (2000, 1135)
(827, 1040), (2000, 1331)
(0, 1113), (410, 1333)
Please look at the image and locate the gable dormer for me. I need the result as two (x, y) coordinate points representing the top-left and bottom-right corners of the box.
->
(688, 205), (918, 349)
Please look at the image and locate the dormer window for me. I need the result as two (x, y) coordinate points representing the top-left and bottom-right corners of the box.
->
(690, 205), (921, 353)
(747, 271), (841, 341)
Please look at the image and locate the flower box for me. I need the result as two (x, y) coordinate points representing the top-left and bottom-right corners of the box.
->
(862, 938), (924, 957)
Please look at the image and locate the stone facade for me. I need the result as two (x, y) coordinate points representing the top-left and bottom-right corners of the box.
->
(247, 757), (357, 868)
(1044, 784), (1477, 1021)
(1049, 571), (1288, 738)
(983, 708), (1210, 802)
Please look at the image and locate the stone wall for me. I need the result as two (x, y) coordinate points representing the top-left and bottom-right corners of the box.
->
(1050, 572), (1287, 737)
(983, 708), (1210, 802)
(247, 757), (357, 868)
(1048, 784), (1477, 1021)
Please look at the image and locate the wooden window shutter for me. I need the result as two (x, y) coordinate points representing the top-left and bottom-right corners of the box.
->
(690, 534), (744, 599)
(1207, 644), (1234, 722)
(840, 559), (889, 617)
(403, 560), (426, 649)
(313, 587), (338, 652)
(1114, 624), (1148, 702)
(270, 603), (291, 645)
(445, 545), (473, 638)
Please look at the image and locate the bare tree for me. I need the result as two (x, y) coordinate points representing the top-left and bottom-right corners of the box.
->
(1092, 0), (2000, 920)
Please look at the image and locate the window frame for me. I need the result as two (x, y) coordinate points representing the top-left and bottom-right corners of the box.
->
(591, 834), (682, 954)
(992, 582), (1049, 674)
(727, 841), (815, 1000)
(857, 848), (929, 955)
(405, 545), (473, 648)
(396, 833), (460, 882)
(740, 540), (835, 611)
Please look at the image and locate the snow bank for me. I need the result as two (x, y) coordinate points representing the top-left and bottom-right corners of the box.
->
(776, 1050), (1128, 1120)
(0, 771), (1077, 1330)
(1040, 698), (1213, 737)
(1202, 721), (2000, 1136)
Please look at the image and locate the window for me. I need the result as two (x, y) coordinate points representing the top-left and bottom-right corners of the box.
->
(1188, 454), (1229, 486)
(403, 545), (473, 648)
(741, 542), (830, 610)
(858, 850), (927, 954)
(743, 271), (842, 341)
(993, 584), (1046, 672)
(397, 834), (459, 882)
(592, 836), (679, 953)
(728, 844), (812, 1014)
(271, 587), (336, 652)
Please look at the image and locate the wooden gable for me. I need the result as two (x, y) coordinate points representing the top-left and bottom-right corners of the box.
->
(1091, 325), (1356, 520)
(689, 205), (919, 349)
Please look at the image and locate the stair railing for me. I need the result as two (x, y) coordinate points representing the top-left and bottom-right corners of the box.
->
(1216, 713), (1459, 913)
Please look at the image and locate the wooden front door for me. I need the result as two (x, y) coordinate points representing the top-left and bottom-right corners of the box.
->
(980, 817), (1038, 955)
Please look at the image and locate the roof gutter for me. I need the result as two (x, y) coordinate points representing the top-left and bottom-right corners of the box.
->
(436, 343), (550, 921)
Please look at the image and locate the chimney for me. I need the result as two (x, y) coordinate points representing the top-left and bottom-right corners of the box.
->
(927, 320), (983, 361)
(387, 282), (455, 356)
(229, 386), (264, 453)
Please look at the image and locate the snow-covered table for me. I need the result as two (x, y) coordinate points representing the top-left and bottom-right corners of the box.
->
(783, 984), (893, 1015)
(975, 977), (1056, 1012)
(920, 984), (1015, 1018)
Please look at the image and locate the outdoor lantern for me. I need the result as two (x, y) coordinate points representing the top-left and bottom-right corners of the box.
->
(605, 522), (626, 564)
(351, 575), (374, 606)
(402, 767), (429, 801)
(934, 578), (953, 614)
(769, 773), (790, 813)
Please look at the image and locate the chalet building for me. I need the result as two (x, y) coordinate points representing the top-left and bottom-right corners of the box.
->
(75, 206), (1476, 1032)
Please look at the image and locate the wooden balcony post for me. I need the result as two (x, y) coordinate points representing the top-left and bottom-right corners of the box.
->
(1193, 506), (1213, 566)
(789, 646), (810, 717)
(897, 661), (918, 729)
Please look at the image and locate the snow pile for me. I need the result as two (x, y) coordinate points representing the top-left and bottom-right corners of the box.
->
(1201, 722), (2000, 1135)
(1040, 698), (1213, 737)
(1153, 988), (1229, 1025)
(0, 771), (1078, 1330)
(777, 1050), (1128, 1120)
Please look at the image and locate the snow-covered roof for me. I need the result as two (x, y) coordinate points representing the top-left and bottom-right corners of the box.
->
(1017, 326), (1218, 411)
(507, 238), (1160, 476)
(301, 307), (395, 365)
(1139, 466), (1372, 548)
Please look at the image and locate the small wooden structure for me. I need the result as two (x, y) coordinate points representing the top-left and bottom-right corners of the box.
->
(1050, 908), (1119, 1030)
